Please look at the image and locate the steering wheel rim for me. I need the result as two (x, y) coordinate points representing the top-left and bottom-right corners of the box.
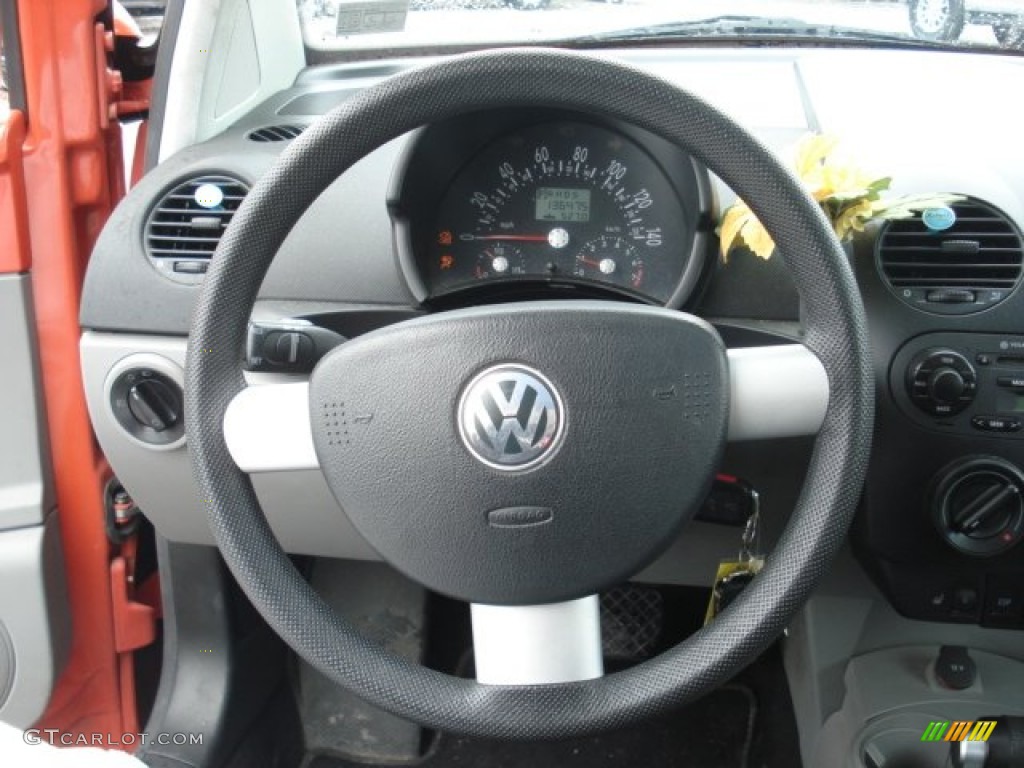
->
(184, 48), (873, 739)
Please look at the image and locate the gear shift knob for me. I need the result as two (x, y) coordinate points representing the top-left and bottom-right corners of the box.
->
(951, 717), (1024, 768)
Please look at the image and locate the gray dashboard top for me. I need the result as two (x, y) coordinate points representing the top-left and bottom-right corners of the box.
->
(80, 46), (1024, 335)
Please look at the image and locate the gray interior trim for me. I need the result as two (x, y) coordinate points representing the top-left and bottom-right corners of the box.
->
(0, 275), (54, 531)
(0, 513), (70, 728)
(139, 537), (286, 767)
(784, 549), (1024, 767)
(80, 331), (379, 559)
(158, 0), (304, 162)
(815, 646), (1024, 768)
(0, 621), (14, 714)
(144, 0), (184, 172)
(158, 0), (221, 162)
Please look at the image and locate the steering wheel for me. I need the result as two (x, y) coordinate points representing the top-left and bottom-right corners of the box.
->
(184, 49), (873, 739)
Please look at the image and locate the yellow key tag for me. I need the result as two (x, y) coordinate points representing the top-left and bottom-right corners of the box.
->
(704, 558), (764, 626)
(705, 479), (764, 625)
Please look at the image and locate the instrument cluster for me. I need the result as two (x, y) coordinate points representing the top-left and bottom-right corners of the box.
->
(392, 110), (712, 307)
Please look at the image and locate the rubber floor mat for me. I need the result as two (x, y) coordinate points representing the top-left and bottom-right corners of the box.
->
(307, 683), (756, 768)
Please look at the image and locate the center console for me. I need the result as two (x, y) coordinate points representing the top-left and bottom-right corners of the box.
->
(850, 202), (1024, 631)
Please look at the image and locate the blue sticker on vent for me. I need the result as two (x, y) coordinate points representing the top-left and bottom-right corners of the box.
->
(922, 206), (956, 232)
(194, 183), (224, 209)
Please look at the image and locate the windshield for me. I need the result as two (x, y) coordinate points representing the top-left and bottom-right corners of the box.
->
(297, 0), (1024, 57)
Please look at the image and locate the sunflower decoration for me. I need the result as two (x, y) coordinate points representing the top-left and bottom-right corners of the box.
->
(718, 133), (963, 261)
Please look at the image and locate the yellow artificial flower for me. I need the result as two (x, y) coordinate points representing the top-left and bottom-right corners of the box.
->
(718, 203), (752, 262)
(719, 200), (775, 261)
(739, 213), (776, 260)
(717, 131), (962, 261)
(816, 162), (876, 202)
(793, 133), (840, 181)
(833, 199), (875, 241)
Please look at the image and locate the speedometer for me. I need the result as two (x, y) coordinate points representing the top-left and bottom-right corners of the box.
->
(426, 121), (691, 304)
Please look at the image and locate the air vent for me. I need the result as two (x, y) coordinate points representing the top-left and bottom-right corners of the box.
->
(877, 199), (1024, 315)
(145, 175), (249, 281)
(247, 124), (305, 142)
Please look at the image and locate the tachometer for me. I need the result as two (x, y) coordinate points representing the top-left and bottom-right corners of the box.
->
(428, 121), (689, 303)
(574, 236), (645, 290)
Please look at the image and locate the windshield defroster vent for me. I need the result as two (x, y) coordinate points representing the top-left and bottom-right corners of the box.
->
(247, 124), (305, 142)
(877, 198), (1024, 315)
(144, 175), (249, 283)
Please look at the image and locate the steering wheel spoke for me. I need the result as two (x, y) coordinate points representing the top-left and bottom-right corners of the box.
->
(223, 381), (317, 472)
(471, 597), (603, 685)
(222, 343), (828, 474)
(727, 343), (828, 441)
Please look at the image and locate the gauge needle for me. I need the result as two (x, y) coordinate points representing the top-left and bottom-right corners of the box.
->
(466, 234), (549, 242)
(577, 256), (601, 268)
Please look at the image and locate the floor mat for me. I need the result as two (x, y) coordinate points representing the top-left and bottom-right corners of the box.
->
(308, 684), (755, 768)
(300, 560), (427, 762)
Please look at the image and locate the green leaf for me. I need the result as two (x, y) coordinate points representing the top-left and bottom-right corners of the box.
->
(867, 176), (893, 193)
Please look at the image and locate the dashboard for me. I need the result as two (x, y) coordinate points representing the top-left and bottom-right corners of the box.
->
(80, 46), (1024, 633)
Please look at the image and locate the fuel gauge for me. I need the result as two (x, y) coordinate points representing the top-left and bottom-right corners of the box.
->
(475, 243), (527, 279)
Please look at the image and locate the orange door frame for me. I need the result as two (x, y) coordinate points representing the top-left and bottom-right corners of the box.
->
(8, 0), (133, 744)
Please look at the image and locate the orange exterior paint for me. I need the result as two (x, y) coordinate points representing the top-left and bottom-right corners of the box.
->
(130, 117), (148, 186)
(111, 543), (155, 736)
(0, 111), (31, 273)
(11, 0), (131, 744)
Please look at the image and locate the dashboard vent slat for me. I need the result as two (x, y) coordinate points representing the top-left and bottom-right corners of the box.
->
(247, 124), (305, 142)
(877, 199), (1024, 310)
(144, 175), (250, 266)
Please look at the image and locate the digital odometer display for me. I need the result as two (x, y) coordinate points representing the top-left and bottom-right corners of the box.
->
(535, 188), (591, 223)
(428, 121), (689, 303)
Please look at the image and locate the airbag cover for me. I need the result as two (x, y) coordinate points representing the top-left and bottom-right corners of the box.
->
(309, 301), (728, 604)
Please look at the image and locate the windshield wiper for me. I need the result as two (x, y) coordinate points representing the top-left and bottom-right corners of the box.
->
(570, 15), (944, 47)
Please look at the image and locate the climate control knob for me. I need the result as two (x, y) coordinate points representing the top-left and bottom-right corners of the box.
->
(932, 457), (1024, 557)
(907, 349), (977, 416)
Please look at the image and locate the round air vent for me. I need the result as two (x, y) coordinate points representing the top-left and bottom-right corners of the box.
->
(876, 198), (1024, 315)
(144, 174), (249, 284)
(247, 124), (305, 142)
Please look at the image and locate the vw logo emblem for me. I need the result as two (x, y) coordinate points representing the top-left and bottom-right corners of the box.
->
(458, 364), (564, 471)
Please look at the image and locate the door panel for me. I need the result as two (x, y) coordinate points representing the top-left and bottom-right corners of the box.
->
(7, 0), (133, 741)
(0, 274), (53, 529)
(0, 5), (69, 728)
(0, 517), (69, 727)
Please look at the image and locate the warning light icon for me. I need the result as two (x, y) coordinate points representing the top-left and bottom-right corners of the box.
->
(440, 254), (455, 270)
(438, 230), (453, 246)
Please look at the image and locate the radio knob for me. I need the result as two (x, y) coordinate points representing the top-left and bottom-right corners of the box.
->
(906, 349), (977, 416)
(928, 367), (966, 403)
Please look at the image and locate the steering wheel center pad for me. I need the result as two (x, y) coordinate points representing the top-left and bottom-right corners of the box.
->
(310, 301), (728, 604)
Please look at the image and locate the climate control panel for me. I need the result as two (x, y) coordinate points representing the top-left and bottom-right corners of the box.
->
(892, 333), (1024, 437)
